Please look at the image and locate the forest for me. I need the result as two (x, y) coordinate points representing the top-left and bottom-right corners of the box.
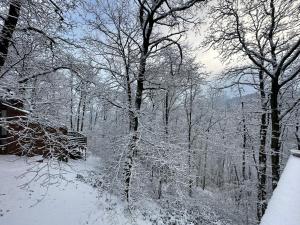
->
(0, 0), (300, 225)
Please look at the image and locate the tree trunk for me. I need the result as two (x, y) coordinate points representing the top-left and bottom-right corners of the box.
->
(187, 88), (193, 197)
(257, 70), (268, 221)
(124, 145), (133, 200)
(165, 90), (169, 135)
(123, 51), (147, 201)
(124, 62), (135, 201)
(270, 80), (281, 191)
(196, 147), (202, 187)
(94, 111), (98, 129)
(241, 101), (246, 181)
(202, 136), (208, 190)
(296, 123), (300, 150)
(295, 110), (300, 150)
(0, 0), (21, 72)
(70, 75), (74, 130)
(80, 95), (86, 132)
(257, 110), (268, 220)
(76, 91), (83, 132)
(88, 106), (93, 131)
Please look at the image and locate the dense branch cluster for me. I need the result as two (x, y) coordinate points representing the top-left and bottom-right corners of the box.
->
(0, 0), (300, 224)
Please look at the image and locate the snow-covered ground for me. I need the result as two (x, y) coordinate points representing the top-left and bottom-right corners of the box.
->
(260, 153), (300, 225)
(0, 155), (150, 225)
(0, 154), (243, 225)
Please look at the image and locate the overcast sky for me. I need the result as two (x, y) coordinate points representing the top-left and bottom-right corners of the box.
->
(184, 24), (257, 97)
(184, 5), (227, 75)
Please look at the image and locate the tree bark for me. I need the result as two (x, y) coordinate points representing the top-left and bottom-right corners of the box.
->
(202, 135), (208, 190)
(0, 0), (21, 72)
(76, 92), (83, 132)
(257, 113), (268, 219)
(165, 90), (169, 135)
(70, 75), (74, 130)
(80, 95), (86, 132)
(257, 69), (268, 221)
(270, 79), (281, 191)
(295, 110), (300, 150)
(241, 101), (246, 181)
(296, 123), (300, 151)
(187, 86), (193, 196)
(123, 53), (147, 200)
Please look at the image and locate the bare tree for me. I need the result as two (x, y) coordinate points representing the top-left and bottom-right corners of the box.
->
(207, 0), (300, 220)
(122, 0), (206, 202)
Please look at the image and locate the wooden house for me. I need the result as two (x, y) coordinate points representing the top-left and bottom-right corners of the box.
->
(0, 97), (28, 155)
(0, 97), (87, 160)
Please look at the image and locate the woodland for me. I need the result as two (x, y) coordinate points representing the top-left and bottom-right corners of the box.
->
(0, 0), (300, 224)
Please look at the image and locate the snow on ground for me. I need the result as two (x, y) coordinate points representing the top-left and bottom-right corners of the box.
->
(0, 155), (151, 225)
(0, 154), (243, 225)
(260, 153), (300, 225)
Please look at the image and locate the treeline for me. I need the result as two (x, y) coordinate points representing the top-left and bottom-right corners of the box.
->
(0, 0), (300, 224)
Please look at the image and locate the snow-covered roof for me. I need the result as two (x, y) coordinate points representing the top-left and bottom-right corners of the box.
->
(260, 150), (300, 225)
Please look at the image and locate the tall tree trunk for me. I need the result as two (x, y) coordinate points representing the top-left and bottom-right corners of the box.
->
(188, 121), (192, 196)
(80, 95), (86, 132)
(268, 0), (281, 191)
(124, 62), (135, 200)
(165, 90), (169, 135)
(124, 52), (148, 200)
(76, 92), (83, 132)
(196, 144), (202, 187)
(124, 146), (133, 200)
(202, 116), (212, 190)
(296, 122), (300, 150)
(202, 135), (208, 190)
(295, 110), (300, 150)
(0, 0), (21, 72)
(270, 80), (281, 191)
(70, 75), (74, 130)
(88, 106), (93, 131)
(241, 101), (246, 181)
(157, 89), (170, 199)
(70, 97), (74, 130)
(257, 106), (268, 220)
(94, 111), (98, 129)
(187, 86), (193, 197)
(125, 64), (134, 132)
(257, 70), (268, 221)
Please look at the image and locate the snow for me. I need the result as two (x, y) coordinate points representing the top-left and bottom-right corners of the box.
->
(2, 102), (30, 114)
(0, 154), (244, 225)
(0, 155), (151, 225)
(260, 152), (300, 225)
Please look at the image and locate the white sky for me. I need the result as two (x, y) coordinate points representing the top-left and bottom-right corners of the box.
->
(183, 14), (227, 75)
(184, 26), (257, 97)
(186, 37), (227, 80)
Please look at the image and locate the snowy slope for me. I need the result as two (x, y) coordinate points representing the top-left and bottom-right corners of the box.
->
(0, 155), (150, 225)
(0, 155), (243, 225)
(260, 152), (300, 225)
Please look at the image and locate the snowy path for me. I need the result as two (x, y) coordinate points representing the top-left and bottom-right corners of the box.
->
(0, 156), (149, 225)
(0, 156), (100, 225)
